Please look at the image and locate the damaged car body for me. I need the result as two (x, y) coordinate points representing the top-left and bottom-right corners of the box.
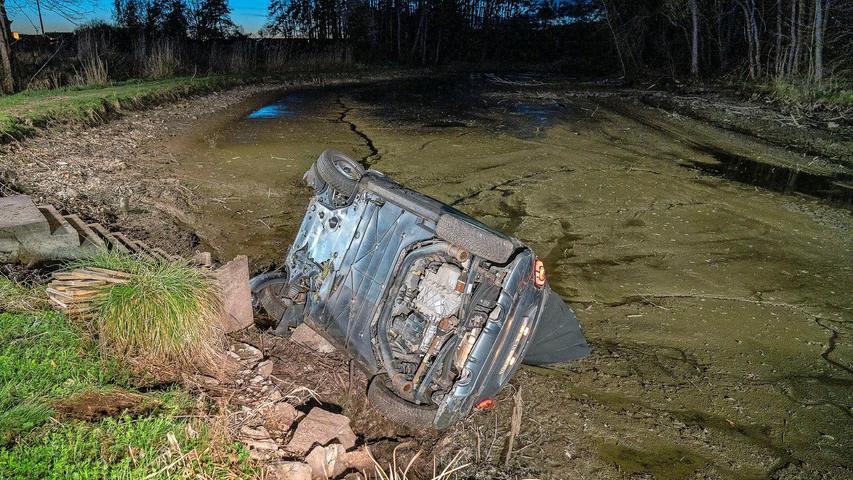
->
(251, 150), (589, 429)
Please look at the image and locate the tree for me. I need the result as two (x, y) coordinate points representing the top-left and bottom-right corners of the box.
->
(0, 0), (13, 93)
(162, 0), (189, 37)
(1, 0), (86, 93)
(114, 0), (144, 30)
(190, 0), (237, 40)
(690, 0), (699, 75)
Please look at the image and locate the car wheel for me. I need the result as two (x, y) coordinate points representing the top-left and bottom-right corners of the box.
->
(315, 149), (364, 198)
(251, 270), (291, 330)
(367, 375), (438, 429)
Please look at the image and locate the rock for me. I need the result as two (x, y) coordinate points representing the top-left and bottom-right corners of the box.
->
(268, 461), (312, 480)
(231, 342), (263, 363)
(305, 444), (347, 479)
(244, 437), (279, 451)
(193, 251), (212, 267)
(290, 324), (336, 353)
(213, 255), (254, 333)
(240, 425), (271, 440)
(287, 408), (356, 455)
(343, 449), (374, 470)
(257, 359), (274, 377)
(261, 402), (301, 433)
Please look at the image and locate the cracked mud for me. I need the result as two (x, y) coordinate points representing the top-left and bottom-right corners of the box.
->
(153, 76), (850, 478)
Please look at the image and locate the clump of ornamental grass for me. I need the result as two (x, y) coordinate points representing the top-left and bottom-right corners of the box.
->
(66, 252), (223, 373)
(0, 276), (48, 314)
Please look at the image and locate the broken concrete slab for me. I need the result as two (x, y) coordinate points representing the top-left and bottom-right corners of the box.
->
(287, 407), (356, 455)
(290, 324), (336, 354)
(214, 255), (254, 333)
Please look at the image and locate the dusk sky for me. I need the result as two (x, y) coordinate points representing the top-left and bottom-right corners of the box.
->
(7, 0), (269, 35)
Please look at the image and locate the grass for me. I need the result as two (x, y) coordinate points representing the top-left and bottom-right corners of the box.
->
(67, 252), (223, 370)
(0, 276), (48, 314)
(0, 281), (255, 478)
(0, 75), (247, 141)
(763, 78), (853, 109)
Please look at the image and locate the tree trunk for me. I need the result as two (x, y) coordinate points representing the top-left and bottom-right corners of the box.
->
(775, 0), (783, 74)
(690, 0), (699, 76)
(602, 1), (626, 78)
(812, 0), (823, 83)
(0, 0), (13, 94)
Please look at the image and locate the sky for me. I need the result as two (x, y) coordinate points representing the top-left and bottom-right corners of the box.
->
(7, 0), (269, 35)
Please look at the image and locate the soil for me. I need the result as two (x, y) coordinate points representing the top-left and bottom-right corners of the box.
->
(52, 389), (159, 421)
(2, 73), (850, 479)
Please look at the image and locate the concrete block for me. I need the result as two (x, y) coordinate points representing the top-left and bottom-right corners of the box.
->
(63, 215), (106, 249)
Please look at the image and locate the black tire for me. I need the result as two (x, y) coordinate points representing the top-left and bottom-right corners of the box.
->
(315, 149), (365, 197)
(435, 214), (515, 264)
(367, 375), (437, 429)
(251, 270), (291, 329)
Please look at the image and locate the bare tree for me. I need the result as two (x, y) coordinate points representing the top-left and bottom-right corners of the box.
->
(690, 0), (699, 75)
(812, 0), (823, 82)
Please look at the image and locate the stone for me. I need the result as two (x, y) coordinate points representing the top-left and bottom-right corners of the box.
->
(290, 324), (336, 354)
(193, 251), (212, 267)
(213, 255), (254, 333)
(261, 402), (301, 433)
(240, 425), (271, 440)
(343, 449), (374, 470)
(305, 444), (347, 479)
(287, 408), (356, 455)
(231, 342), (263, 363)
(257, 359), (274, 377)
(244, 437), (279, 451)
(268, 461), (312, 480)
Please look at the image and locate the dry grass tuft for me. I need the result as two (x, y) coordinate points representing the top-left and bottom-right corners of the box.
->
(364, 445), (469, 480)
(65, 252), (223, 372)
(0, 275), (48, 314)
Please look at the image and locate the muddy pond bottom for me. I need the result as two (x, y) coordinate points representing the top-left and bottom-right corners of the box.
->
(161, 76), (852, 479)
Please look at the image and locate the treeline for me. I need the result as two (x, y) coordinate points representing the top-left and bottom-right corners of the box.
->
(264, 0), (851, 82)
(1, 0), (851, 94)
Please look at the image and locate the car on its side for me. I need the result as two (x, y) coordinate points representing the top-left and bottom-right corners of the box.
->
(251, 150), (589, 428)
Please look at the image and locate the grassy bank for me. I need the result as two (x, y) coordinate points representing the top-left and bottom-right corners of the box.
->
(0, 277), (254, 478)
(0, 76), (249, 141)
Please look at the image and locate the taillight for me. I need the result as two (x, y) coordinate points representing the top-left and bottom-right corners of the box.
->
(533, 257), (546, 288)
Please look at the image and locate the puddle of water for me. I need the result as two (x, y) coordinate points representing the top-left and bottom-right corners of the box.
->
(245, 93), (308, 119)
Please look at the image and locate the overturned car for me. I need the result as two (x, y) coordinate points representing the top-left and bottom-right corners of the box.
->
(251, 150), (589, 429)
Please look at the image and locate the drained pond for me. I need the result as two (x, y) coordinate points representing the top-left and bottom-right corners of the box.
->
(158, 76), (850, 478)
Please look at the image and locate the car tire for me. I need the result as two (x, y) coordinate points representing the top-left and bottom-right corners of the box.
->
(251, 270), (291, 330)
(315, 149), (364, 197)
(435, 214), (514, 264)
(367, 375), (437, 429)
